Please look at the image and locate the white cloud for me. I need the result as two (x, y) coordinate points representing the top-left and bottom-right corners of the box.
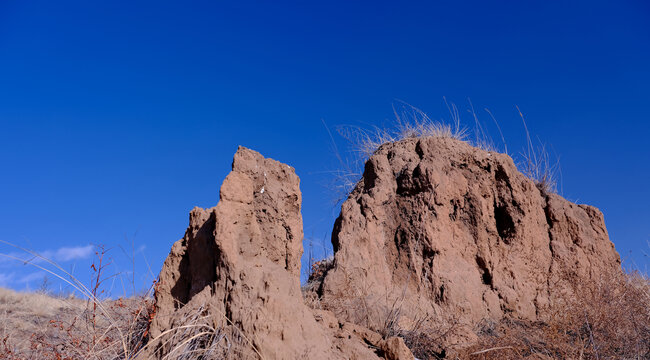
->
(0, 244), (94, 267)
(52, 245), (94, 262)
(0, 244), (94, 291)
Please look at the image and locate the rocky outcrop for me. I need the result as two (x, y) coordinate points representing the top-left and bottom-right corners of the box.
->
(142, 147), (413, 360)
(143, 137), (621, 359)
(314, 136), (620, 345)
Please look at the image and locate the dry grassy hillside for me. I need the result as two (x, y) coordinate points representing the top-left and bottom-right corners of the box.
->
(0, 287), (152, 359)
(0, 269), (648, 359)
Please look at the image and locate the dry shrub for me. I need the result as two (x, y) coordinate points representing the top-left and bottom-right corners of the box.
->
(303, 265), (462, 359)
(460, 270), (650, 359)
(0, 292), (154, 360)
(0, 242), (156, 359)
(144, 304), (258, 360)
(304, 267), (399, 334)
(307, 266), (650, 359)
(302, 257), (334, 310)
(400, 313), (461, 360)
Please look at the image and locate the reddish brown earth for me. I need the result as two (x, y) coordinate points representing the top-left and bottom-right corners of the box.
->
(142, 147), (412, 360)
(312, 137), (621, 349)
(144, 137), (621, 359)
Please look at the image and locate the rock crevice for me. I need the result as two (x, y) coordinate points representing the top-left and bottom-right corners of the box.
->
(141, 147), (413, 360)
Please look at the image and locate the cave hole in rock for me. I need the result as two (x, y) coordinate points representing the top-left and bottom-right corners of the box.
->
(494, 201), (515, 243)
(475, 256), (493, 286)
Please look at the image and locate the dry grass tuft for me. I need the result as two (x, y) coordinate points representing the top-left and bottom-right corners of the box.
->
(517, 106), (560, 195)
(338, 101), (467, 160)
(144, 304), (254, 360)
(329, 100), (469, 200)
(459, 270), (650, 360)
(332, 100), (560, 198)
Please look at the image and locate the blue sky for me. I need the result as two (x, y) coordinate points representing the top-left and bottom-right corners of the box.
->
(0, 1), (648, 293)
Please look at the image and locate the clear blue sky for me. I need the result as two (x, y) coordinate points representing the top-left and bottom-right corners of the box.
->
(1, 1), (648, 294)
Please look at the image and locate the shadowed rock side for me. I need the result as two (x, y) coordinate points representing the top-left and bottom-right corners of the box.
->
(314, 137), (621, 346)
(142, 147), (413, 360)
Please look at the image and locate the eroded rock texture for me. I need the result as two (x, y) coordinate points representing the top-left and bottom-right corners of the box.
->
(143, 147), (413, 360)
(144, 137), (620, 359)
(316, 137), (620, 344)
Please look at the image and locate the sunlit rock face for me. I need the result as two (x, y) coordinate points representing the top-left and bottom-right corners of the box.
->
(144, 146), (413, 360)
(316, 137), (620, 345)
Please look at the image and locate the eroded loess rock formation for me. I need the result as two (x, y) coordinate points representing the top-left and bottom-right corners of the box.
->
(312, 136), (621, 349)
(145, 137), (622, 359)
(142, 147), (412, 360)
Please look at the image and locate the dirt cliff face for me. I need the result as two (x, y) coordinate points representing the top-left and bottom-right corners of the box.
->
(143, 147), (413, 360)
(144, 138), (621, 359)
(316, 136), (621, 343)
